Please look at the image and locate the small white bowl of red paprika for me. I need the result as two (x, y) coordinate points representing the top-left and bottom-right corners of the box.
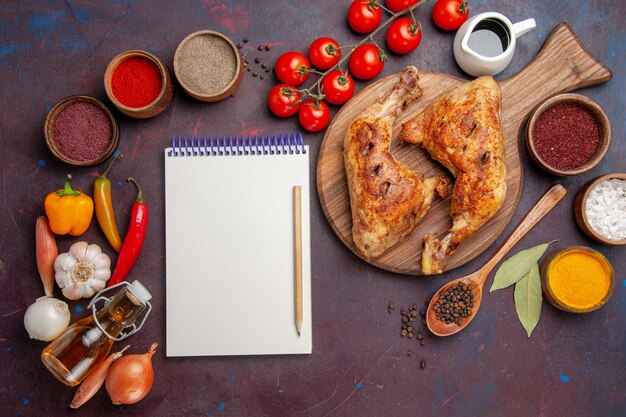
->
(104, 50), (173, 119)
(526, 93), (611, 176)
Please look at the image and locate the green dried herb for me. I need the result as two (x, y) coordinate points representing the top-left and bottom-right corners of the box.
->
(489, 241), (555, 292)
(514, 264), (543, 337)
(490, 241), (555, 337)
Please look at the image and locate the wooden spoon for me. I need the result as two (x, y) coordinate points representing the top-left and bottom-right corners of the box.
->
(426, 184), (567, 336)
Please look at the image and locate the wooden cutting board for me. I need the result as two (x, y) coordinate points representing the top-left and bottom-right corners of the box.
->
(317, 23), (612, 275)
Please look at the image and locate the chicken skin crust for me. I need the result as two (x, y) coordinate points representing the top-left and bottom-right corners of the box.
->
(345, 66), (449, 261)
(399, 76), (506, 274)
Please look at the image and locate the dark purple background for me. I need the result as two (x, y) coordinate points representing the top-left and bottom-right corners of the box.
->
(0, 1), (624, 416)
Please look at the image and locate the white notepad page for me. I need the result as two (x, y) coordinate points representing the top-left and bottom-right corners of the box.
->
(165, 143), (311, 356)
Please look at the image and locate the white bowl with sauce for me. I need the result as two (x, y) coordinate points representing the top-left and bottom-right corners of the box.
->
(453, 12), (536, 77)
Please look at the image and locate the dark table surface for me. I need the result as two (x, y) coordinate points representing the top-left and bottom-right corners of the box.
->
(1, 1), (624, 416)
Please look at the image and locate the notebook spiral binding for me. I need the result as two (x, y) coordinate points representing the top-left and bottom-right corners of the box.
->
(167, 133), (306, 157)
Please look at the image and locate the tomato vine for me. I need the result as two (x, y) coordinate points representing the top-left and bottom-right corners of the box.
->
(298, 0), (429, 104)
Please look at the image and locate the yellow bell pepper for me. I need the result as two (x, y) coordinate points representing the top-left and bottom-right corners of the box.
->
(44, 175), (94, 236)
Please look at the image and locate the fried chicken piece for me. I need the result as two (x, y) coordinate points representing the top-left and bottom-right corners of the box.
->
(399, 76), (507, 274)
(344, 66), (449, 261)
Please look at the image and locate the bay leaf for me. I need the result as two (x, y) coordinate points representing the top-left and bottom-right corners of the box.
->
(514, 263), (543, 337)
(489, 241), (555, 292)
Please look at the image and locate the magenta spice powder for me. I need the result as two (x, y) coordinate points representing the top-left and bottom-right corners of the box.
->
(53, 102), (112, 161)
(532, 103), (600, 171)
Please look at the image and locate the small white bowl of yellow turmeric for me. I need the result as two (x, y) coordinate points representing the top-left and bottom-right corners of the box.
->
(540, 246), (614, 313)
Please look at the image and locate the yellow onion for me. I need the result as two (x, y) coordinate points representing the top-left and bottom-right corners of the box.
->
(70, 345), (129, 409)
(105, 342), (157, 405)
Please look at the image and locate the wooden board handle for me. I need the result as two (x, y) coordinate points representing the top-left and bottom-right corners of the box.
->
(501, 23), (612, 120)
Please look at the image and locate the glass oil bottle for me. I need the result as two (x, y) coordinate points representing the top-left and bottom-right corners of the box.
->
(41, 281), (152, 387)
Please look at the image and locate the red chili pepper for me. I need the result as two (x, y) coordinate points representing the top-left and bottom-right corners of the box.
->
(107, 178), (148, 287)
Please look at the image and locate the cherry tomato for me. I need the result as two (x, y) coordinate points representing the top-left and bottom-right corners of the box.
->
(386, 18), (422, 55)
(267, 84), (301, 117)
(432, 0), (469, 31)
(298, 99), (330, 133)
(274, 51), (311, 86)
(347, 0), (382, 34)
(386, 0), (420, 13)
(321, 70), (355, 105)
(308, 37), (341, 70)
(348, 44), (387, 80)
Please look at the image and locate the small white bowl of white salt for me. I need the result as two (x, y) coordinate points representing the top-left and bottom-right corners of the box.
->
(575, 173), (626, 245)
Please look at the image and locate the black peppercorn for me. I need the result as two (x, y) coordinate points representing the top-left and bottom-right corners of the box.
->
(434, 282), (475, 326)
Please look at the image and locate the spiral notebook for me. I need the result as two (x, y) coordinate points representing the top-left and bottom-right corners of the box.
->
(164, 134), (312, 356)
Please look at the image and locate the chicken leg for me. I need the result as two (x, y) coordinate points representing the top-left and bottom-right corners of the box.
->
(344, 66), (449, 261)
(399, 76), (507, 274)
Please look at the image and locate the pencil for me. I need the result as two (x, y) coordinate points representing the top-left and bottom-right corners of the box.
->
(293, 185), (303, 336)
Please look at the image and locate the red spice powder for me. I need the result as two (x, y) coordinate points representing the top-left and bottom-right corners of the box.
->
(532, 103), (600, 171)
(53, 102), (112, 161)
(111, 56), (162, 108)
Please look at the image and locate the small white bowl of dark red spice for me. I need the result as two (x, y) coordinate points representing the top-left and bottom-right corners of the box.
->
(44, 95), (119, 167)
(526, 93), (611, 176)
(104, 49), (173, 119)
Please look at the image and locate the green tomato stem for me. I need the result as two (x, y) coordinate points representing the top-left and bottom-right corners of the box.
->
(299, 0), (429, 103)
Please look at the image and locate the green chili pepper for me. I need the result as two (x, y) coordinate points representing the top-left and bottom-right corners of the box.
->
(94, 153), (122, 252)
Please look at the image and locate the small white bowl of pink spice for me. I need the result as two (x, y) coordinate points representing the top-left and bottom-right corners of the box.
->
(526, 93), (611, 176)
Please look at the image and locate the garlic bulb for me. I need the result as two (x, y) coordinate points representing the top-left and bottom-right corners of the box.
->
(24, 296), (70, 341)
(55, 242), (111, 300)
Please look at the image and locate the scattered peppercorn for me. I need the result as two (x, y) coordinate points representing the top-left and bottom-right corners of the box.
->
(243, 37), (249, 43)
(399, 303), (428, 342)
(258, 45), (263, 51)
(260, 75), (264, 80)
(254, 57), (260, 63)
(434, 282), (475, 326)
(261, 63), (268, 69)
(265, 44), (271, 51)
(420, 360), (426, 369)
(237, 43), (242, 49)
